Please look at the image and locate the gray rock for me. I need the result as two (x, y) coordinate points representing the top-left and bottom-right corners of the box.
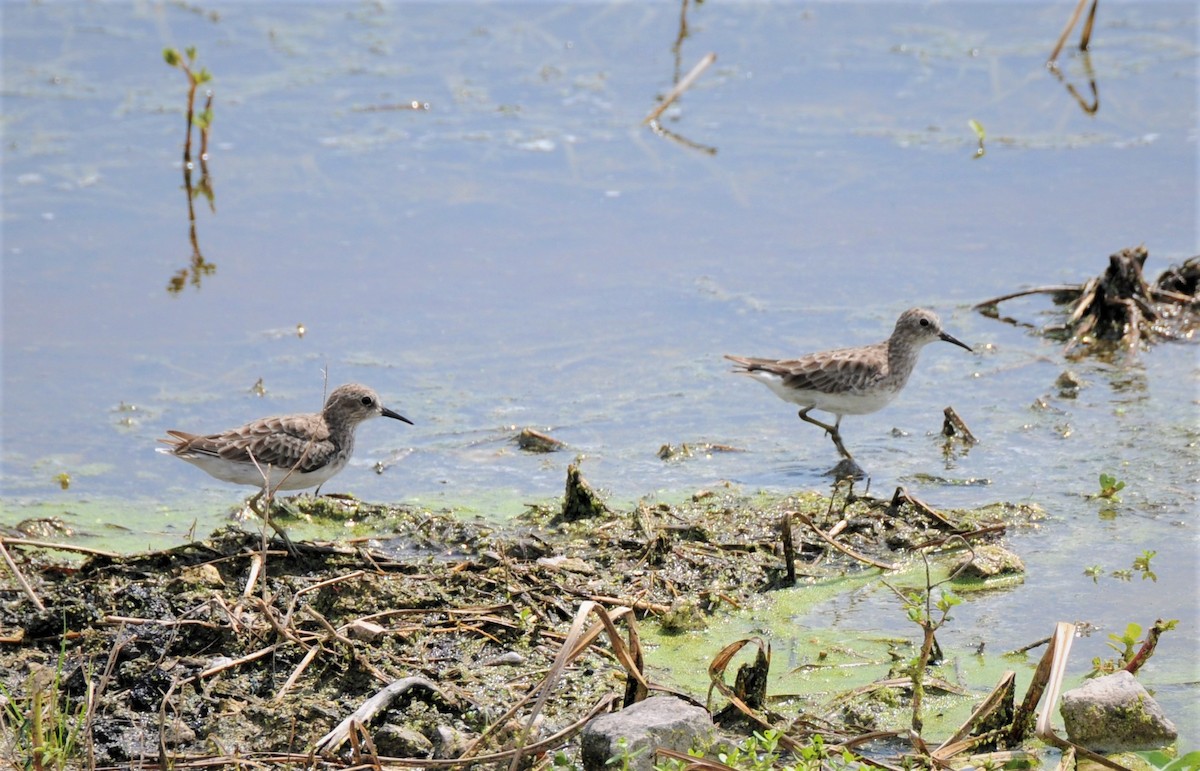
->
(581, 696), (714, 771)
(1061, 670), (1177, 752)
(374, 724), (433, 757)
(433, 725), (470, 759)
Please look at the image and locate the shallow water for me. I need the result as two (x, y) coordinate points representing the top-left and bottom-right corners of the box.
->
(2, 0), (1197, 748)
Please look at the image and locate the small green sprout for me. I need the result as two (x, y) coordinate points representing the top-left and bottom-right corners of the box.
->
(1107, 622), (1141, 661)
(1132, 550), (1157, 582)
(1097, 473), (1126, 500)
(1083, 564), (1103, 583)
(968, 118), (986, 158)
(162, 45), (214, 163)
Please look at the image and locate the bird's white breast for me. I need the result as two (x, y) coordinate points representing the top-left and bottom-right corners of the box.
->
(165, 449), (348, 491)
(745, 371), (901, 416)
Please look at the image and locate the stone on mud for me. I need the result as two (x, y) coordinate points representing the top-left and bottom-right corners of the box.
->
(1060, 670), (1177, 752)
(581, 695), (714, 771)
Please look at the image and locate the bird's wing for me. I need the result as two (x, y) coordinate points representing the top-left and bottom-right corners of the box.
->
(726, 346), (887, 394)
(166, 416), (336, 474)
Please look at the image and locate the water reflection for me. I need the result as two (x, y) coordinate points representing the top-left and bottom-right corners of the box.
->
(644, 0), (718, 155)
(167, 153), (216, 295)
(1046, 0), (1100, 116)
(1048, 52), (1100, 117)
(164, 47), (217, 295)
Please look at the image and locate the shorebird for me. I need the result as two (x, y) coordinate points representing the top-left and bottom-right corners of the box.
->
(159, 384), (412, 536)
(725, 308), (972, 461)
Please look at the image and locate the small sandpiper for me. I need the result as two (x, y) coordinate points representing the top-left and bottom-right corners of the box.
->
(725, 308), (972, 461)
(159, 383), (412, 508)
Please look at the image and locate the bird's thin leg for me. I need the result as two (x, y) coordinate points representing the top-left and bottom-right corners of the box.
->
(799, 408), (854, 460)
(248, 488), (296, 555)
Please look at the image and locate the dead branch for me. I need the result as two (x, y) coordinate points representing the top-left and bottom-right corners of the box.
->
(644, 52), (717, 125)
(793, 511), (900, 571)
(316, 676), (450, 755)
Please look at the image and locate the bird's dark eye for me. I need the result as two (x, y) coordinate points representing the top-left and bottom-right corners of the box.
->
(919, 318), (930, 327)
(361, 396), (374, 406)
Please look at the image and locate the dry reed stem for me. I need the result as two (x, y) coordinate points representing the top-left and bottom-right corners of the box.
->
(792, 511), (899, 571)
(823, 676), (969, 712)
(316, 676), (446, 755)
(705, 638), (807, 751)
(580, 593), (670, 615)
(197, 642), (284, 680)
(306, 695), (616, 769)
(891, 487), (959, 530)
(942, 406), (977, 444)
(1048, 0), (1095, 63)
(643, 52), (717, 125)
(0, 537), (119, 558)
(973, 285), (1081, 310)
(508, 601), (645, 770)
(101, 616), (221, 629)
(933, 671), (1016, 757)
(274, 643), (322, 703)
(1032, 622), (1132, 771)
(0, 539), (45, 611)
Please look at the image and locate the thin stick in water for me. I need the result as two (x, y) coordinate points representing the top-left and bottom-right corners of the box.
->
(643, 52), (717, 125)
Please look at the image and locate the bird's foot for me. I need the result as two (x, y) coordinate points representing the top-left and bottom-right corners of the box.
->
(827, 457), (866, 481)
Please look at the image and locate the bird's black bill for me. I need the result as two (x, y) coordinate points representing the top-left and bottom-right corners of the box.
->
(382, 407), (414, 425)
(939, 331), (973, 352)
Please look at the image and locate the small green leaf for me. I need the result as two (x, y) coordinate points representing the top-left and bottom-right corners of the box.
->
(968, 118), (986, 140)
(163, 48), (180, 66)
(1097, 472), (1125, 500)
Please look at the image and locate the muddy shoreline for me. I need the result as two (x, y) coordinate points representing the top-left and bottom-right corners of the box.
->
(0, 482), (1069, 768)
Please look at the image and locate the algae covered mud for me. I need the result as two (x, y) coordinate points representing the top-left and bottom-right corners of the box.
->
(0, 481), (1179, 769)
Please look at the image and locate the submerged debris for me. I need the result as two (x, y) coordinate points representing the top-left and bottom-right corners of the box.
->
(941, 406), (977, 444)
(657, 442), (744, 461)
(516, 427), (565, 453)
(975, 246), (1199, 357)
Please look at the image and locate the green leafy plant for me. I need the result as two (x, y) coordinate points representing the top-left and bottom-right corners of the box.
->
(163, 45), (214, 163)
(704, 731), (853, 771)
(1107, 622), (1143, 662)
(894, 540), (968, 736)
(1097, 472), (1126, 501)
(718, 730), (783, 771)
(1133, 550), (1158, 582)
(1090, 619), (1179, 677)
(551, 749), (579, 769)
(1086, 550), (1159, 583)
